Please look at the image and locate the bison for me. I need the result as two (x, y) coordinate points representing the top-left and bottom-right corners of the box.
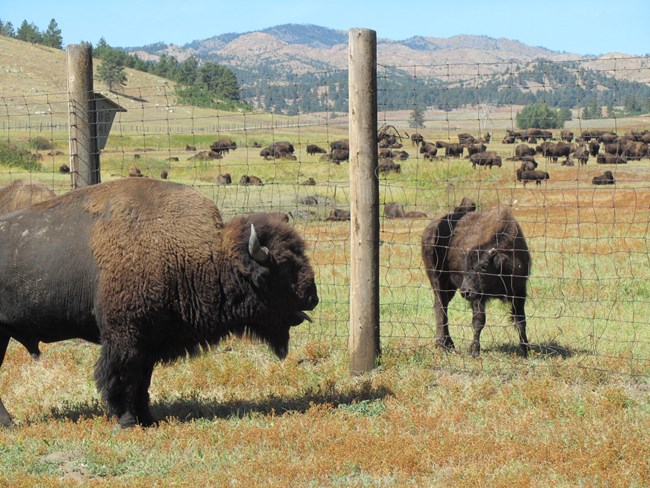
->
(0, 178), (318, 428)
(210, 138), (237, 155)
(306, 144), (327, 155)
(239, 175), (264, 186)
(516, 169), (550, 186)
(0, 180), (56, 215)
(592, 171), (615, 185)
(325, 208), (351, 221)
(421, 199), (531, 357)
(470, 151), (502, 169)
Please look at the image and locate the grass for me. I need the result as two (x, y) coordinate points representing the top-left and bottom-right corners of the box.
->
(0, 43), (649, 482)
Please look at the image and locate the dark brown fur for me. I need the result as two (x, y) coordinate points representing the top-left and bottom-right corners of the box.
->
(0, 179), (318, 428)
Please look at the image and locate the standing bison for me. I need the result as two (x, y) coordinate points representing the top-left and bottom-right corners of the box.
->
(421, 199), (531, 357)
(0, 178), (318, 428)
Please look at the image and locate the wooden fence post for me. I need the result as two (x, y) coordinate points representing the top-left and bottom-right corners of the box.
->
(67, 44), (100, 188)
(348, 28), (380, 374)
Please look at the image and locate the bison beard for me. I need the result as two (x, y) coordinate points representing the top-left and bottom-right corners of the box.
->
(0, 178), (318, 428)
(421, 199), (531, 357)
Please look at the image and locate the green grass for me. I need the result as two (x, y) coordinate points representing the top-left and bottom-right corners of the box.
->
(0, 116), (649, 486)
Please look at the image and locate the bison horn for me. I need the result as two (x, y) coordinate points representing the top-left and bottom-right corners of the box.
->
(249, 224), (270, 264)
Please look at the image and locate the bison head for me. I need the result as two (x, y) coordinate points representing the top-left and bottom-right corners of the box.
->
(229, 212), (318, 358)
(459, 247), (512, 301)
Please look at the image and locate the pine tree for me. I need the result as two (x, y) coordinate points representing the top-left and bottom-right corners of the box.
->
(16, 20), (41, 43)
(42, 19), (62, 49)
(408, 106), (425, 129)
(96, 52), (127, 92)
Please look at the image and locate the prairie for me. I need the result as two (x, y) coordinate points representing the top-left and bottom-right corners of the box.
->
(0, 35), (648, 486)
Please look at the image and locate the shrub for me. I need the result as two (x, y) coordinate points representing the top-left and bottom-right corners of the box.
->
(0, 141), (42, 171)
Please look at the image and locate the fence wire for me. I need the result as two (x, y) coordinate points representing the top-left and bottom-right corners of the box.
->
(0, 54), (648, 378)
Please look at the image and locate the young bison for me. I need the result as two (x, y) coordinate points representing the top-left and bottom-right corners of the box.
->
(421, 199), (531, 356)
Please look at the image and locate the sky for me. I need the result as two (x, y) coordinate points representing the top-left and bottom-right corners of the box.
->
(3, 0), (649, 56)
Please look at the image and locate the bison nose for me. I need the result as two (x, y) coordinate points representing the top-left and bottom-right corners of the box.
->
(306, 293), (319, 309)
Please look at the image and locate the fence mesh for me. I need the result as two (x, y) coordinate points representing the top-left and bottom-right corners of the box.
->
(1, 53), (648, 378)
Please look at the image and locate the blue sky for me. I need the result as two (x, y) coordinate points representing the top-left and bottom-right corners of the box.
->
(3, 0), (649, 56)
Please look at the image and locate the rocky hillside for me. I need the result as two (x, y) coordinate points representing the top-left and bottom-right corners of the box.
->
(130, 24), (581, 79)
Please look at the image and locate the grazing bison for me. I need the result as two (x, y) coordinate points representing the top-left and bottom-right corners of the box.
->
(330, 149), (350, 163)
(515, 144), (536, 158)
(330, 139), (350, 152)
(592, 170), (615, 185)
(378, 159), (401, 174)
(516, 169), (550, 186)
(0, 180), (56, 215)
(306, 144), (327, 155)
(210, 138), (237, 155)
(0, 178), (318, 428)
(410, 132), (424, 147)
(421, 199), (531, 356)
(470, 151), (502, 169)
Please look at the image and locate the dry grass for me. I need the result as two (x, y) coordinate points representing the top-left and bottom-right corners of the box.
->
(0, 338), (648, 486)
(1, 34), (649, 486)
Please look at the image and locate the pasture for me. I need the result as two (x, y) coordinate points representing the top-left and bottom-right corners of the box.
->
(0, 114), (649, 485)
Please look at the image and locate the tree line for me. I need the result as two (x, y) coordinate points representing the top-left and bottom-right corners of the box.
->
(0, 18), (63, 49)
(2, 17), (649, 119)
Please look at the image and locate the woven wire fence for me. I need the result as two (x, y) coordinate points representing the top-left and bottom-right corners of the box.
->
(1, 54), (649, 378)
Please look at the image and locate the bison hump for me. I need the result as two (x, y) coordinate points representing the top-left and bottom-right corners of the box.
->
(453, 206), (523, 251)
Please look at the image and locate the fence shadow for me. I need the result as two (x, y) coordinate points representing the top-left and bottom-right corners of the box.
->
(44, 384), (393, 425)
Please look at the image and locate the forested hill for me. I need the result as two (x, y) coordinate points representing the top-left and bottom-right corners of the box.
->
(126, 24), (650, 115)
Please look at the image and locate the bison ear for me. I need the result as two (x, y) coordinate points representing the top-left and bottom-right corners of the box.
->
(249, 224), (270, 265)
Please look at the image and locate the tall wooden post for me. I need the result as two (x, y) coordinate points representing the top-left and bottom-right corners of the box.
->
(67, 44), (100, 188)
(348, 28), (380, 374)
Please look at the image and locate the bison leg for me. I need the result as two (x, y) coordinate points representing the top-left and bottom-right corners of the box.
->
(95, 343), (155, 428)
(469, 300), (487, 357)
(434, 289), (456, 351)
(0, 334), (14, 427)
(134, 363), (155, 427)
(512, 296), (529, 357)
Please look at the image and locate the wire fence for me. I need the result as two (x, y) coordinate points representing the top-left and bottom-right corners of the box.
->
(1, 51), (648, 378)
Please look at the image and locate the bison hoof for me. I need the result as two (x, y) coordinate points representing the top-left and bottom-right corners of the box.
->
(469, 342), (481, 357)
(436, 338), (455, 352)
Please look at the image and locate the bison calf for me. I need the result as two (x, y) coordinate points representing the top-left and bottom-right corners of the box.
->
(421, 199), (531, 356)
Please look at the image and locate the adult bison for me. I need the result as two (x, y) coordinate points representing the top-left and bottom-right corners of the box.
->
(592, 171), (615, 185)
(421, 199), (531, 357)
(0, 178), (318, 428)
(0, 180), (56, 214)
(470, 151), (502, 169)
(209, 138), (237, 155)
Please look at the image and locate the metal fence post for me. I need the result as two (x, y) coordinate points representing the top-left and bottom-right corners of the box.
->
(348, 28), (380, 374)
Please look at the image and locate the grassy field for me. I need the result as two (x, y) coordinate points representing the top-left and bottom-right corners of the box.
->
(0, 119), (648, 486)
(0, 42), (649, 483)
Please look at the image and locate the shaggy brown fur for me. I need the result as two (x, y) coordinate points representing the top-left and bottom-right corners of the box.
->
(0, 178), (318, 429)
(422, 200), (531, 357)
